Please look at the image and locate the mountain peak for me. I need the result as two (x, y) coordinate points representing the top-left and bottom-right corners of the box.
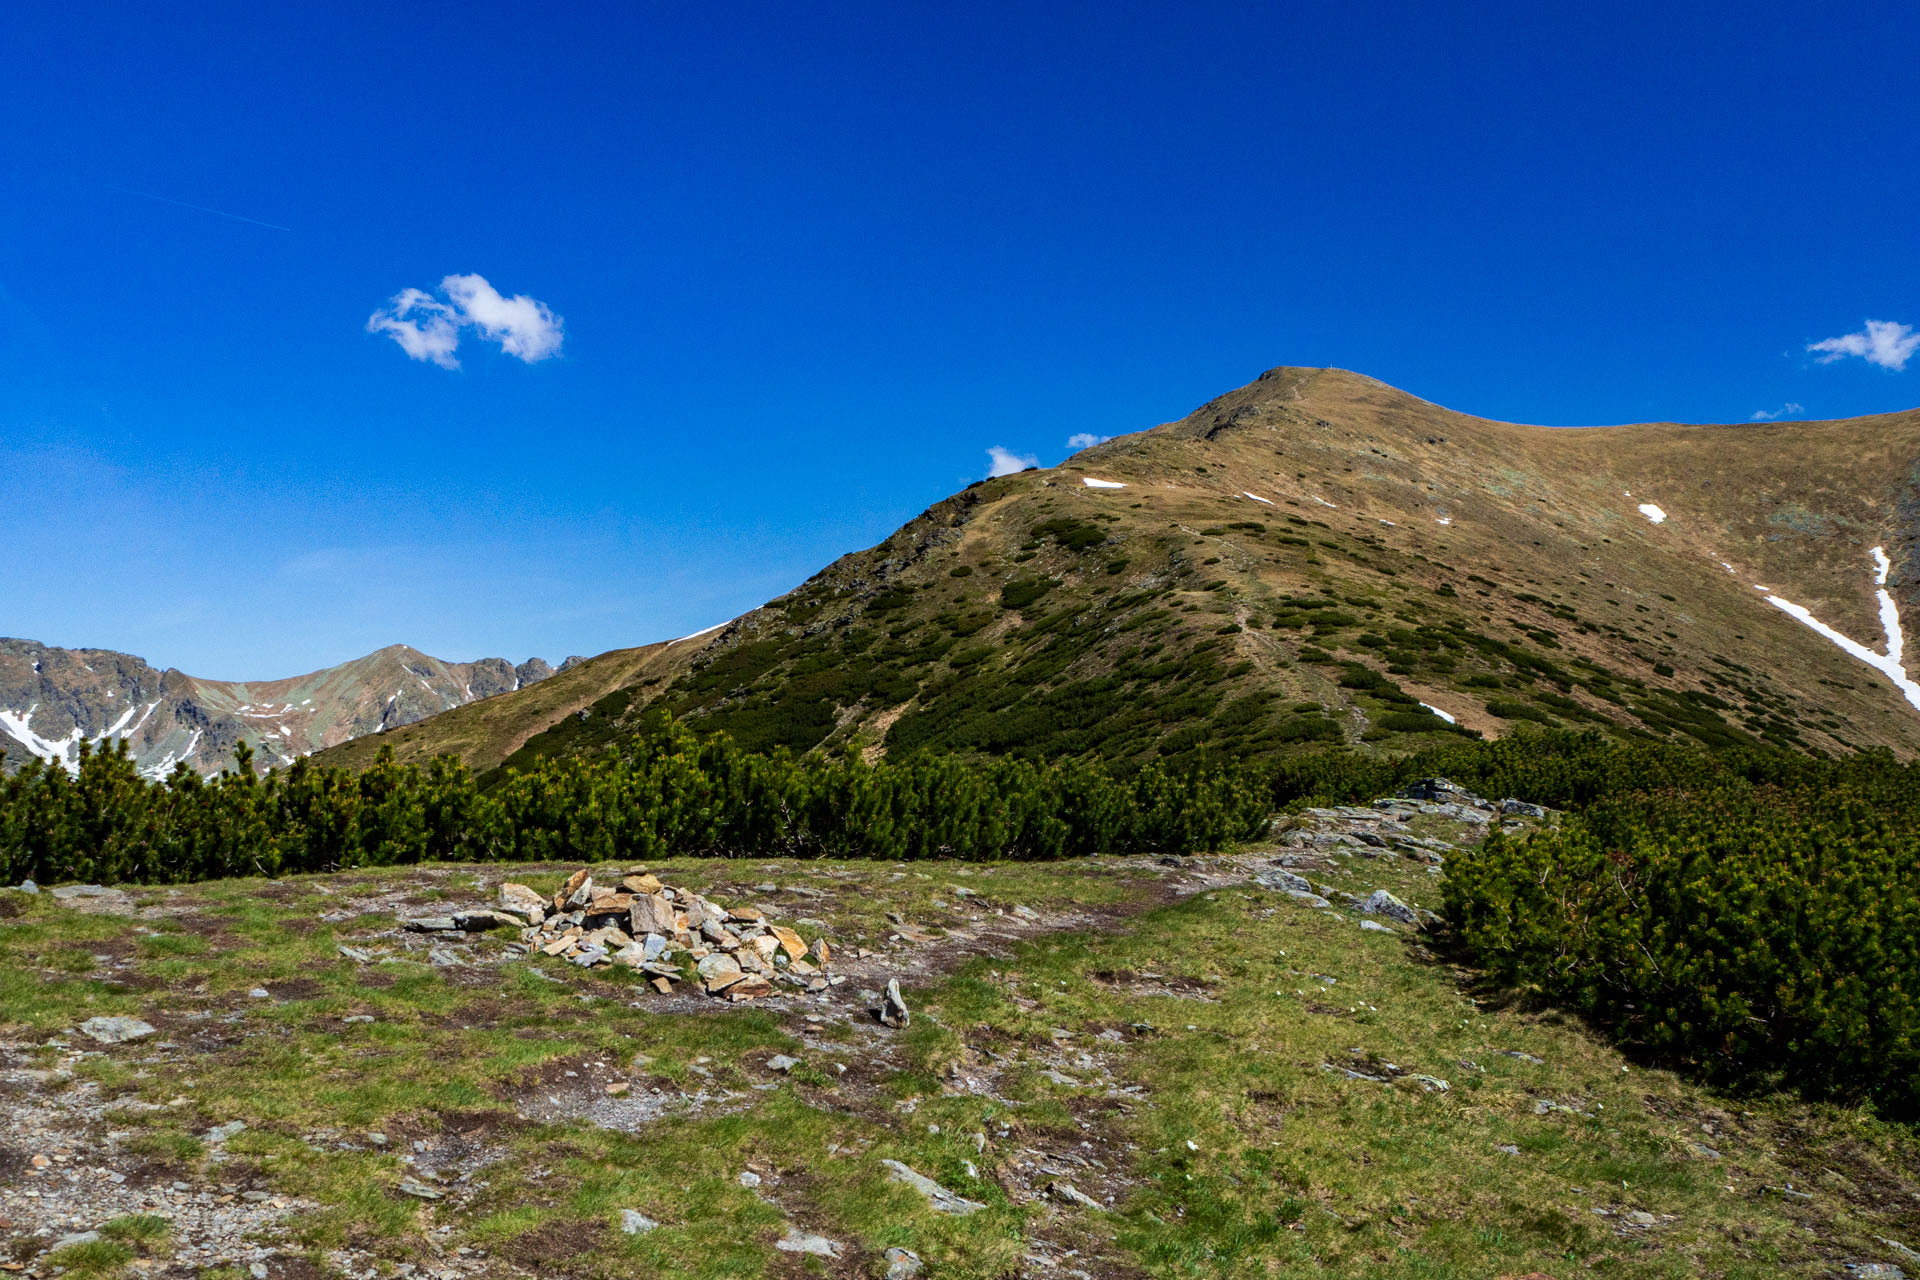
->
(329, 368), (1920, 774)
(0, 640), (561, 778)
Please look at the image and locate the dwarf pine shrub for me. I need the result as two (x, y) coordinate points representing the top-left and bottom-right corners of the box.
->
(1443, 762), (1920, 1115)
(0, 712), (1268, 886)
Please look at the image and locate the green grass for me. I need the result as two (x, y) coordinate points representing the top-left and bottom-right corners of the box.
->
(45, 1239), (136, 1276)
(3, 847), (1917, 1277)
(98, 1215), (172, 1245)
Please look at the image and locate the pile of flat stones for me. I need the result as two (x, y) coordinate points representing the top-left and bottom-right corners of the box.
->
(403, 869), (840, 1003)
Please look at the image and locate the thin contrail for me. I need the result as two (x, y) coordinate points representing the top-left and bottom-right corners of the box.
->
(98, 183), (292, 232)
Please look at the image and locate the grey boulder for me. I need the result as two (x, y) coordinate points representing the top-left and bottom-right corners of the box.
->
(1359, 890), (1419, 926)
(879, 978), (910, 1028)
(775, 1227), (841, 1257)
(1047, 1180), (1104, 1210)
(1255, 870), (1313, 894)
(78, 1015), (155, 1044)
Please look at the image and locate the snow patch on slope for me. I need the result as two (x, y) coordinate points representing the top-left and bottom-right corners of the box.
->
(1082, 477), (1127, 489)
(1637, 503), (1668, 524)
(140, 728), (205, 782)
(0, 707), (84, 772)
(667, 620), (730, 647)
(1763, 545), (1920, 713)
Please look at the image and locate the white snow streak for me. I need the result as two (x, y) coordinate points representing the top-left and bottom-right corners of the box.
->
(1435, 517), (1452, 526)
(1638, 503), (1668, 524)
(1241, 491), (1274, 505)
(1082, 477), (1127, 489)
(1312, 496), (1338, 508)
(1763, 545), (1920, 712)
(667, 620), (729, 647)
(1419, 702), (1457, 724)
(140, 729), (205, 781)
(97, 705), (138, 739)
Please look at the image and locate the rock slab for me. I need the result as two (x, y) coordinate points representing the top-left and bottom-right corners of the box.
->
(881, 1159), (985, 1214)
(78, 1015), (155, 1044)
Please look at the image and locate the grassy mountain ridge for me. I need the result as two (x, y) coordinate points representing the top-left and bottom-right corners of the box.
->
(314, 640), (705, 773)
(325, 367), (1920, 775)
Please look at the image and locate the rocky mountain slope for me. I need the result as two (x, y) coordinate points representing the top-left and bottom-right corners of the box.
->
(322, 366), (1920, 775)
(0, 640), (557, 778)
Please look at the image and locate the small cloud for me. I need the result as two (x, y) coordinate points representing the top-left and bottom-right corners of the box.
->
(441, 274), (564, 362)
(985, 446), (1038, 478)
(366, 288), (461, 369)
(1066, 432), (1109, 449)
(367, 274), (564, 368)
(1749, 402), (1805, 422)
(1808, 319), (1919, 371)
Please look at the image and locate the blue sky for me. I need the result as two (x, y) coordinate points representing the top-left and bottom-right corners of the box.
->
(3, 2), (1917, 677)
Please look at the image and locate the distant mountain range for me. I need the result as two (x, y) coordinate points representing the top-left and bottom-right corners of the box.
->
(318, 366), (1920, 776)
(0, 640), (572, 777)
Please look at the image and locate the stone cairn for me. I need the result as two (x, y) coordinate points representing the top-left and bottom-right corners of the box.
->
(407, 869), (839, 1002)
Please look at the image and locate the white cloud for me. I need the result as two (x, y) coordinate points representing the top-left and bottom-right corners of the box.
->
(366, 287), (461, 369)
(1066, 432), (1109, 449)
(440, 274), (564, 362)
(367, 274), (564, 368)
(1749, 402), (1805, 422)
(985, 446), (1038, 478)
(1808, 319), (1919, 371)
